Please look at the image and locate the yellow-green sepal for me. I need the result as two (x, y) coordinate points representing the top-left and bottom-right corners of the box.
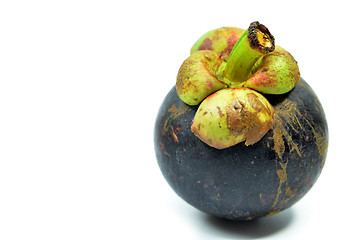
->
(243, 46), (300, 94)
(176, 50), (227, 106)
(191, 88), (275, 149)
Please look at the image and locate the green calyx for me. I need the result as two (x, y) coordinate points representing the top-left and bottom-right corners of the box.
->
(175, 21), (300, 149)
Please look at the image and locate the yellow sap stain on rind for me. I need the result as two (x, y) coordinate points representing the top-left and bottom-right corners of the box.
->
(270, 93), (328, 210)
(281, 186), (296, 206)
(270, 98), (307, 209)
(315, 131), (328, 157)
(272, 159), (288, 207)
(271, 99), (302, 160)
(296, 82), (328, 160)
(271, 158), (297, 208)
(286, 186), (293, 196)
(301, 110), (329, 165)
(308, 122), (328, 161)
(168, 104), (189, 118)
(171, 126), (179, 143)
(272, 124), (285, 160)
(309, 124), (328, 169)
(272, 95), (328, 161)
(266, 209), (281, 217)
(270, 98), (299, 208)
(162, 104), (189, 136)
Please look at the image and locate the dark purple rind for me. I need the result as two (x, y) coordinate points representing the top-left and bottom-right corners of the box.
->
(154, 78), (328, 220)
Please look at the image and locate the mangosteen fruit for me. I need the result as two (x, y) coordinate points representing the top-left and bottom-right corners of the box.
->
(154, 21), (328, 220)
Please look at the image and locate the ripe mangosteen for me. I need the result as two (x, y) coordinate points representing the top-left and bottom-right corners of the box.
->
(154, 21), (328, 220)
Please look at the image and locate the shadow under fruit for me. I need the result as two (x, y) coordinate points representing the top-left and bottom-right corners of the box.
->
(154, 22), (328, 220)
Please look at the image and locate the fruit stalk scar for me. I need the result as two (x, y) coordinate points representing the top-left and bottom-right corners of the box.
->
(221, 21), (275, 84)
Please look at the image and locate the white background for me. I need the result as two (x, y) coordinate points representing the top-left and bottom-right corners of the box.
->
(0, 0), (361, 239)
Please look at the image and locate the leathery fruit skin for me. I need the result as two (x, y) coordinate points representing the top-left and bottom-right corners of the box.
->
(154, 78), (328, 220)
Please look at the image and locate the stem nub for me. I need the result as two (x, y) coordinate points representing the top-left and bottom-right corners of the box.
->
(248, 21), (275, 54)
(222, 21), (275, 84)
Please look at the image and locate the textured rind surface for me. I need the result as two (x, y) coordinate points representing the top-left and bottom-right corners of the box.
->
(154, 78), (328, 220)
